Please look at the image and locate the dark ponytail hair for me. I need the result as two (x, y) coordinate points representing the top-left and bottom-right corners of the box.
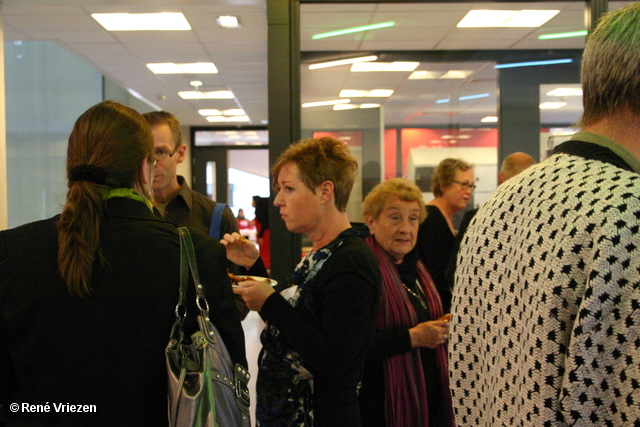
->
(57, 101), (154, 297)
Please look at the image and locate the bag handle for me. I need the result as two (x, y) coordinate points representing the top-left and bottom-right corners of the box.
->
(177, 227), (211, 320)
(173, 228), (189, 328)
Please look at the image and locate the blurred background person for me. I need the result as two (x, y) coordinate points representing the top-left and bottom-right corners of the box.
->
(0, 101), (246, 426)
(236, 208), (252, 230)
(498, 151), (536, 184)
(224, 137), (381, 426)
(359, 178), (454, 427)
(252, 195), (271, 270)
(416, 158), (474, 312)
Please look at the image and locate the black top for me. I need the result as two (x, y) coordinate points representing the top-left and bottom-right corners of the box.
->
(259, 232), (381, 426)
(416, 205), (455, 312)
(0, 197), (246, 426)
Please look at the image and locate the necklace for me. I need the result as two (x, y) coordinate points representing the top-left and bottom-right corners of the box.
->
(401, 281), (428, 311)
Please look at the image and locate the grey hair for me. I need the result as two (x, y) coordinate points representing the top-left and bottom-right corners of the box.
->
(580, 2), (640, 126)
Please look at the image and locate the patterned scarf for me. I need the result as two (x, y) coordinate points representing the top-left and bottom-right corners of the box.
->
(365, 235), (454, 427)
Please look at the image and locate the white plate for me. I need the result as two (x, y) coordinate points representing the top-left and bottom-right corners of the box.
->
(230, 275), (277, 287)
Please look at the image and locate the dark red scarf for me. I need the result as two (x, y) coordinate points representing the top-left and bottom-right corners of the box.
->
(366, 235), (454, 427)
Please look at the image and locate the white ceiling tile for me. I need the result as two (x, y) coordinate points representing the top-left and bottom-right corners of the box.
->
(6, 14), (100, 32)
(26, 30), (117, 44)
(109, 31), (200, 44)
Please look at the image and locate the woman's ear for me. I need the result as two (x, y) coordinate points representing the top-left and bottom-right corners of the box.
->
(135, 159), (154, 198)
(319, 180), (334, 204)
(365, 215), (376, 234)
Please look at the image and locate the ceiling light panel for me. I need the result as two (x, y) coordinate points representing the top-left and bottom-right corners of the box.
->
(351, 62), (419, 72)
(339, 90), (394, 97)
(206, 116), (250, 123)
(333, 104), (358, 110)
(92, 13), (191, 31)
(546, 88), (583, 97)
(217, 16), (241, 29)
(302, 99), (350, 108)
(409, 70), (473, 79)
(540, 102), (567, 109)
(147, 63), (218, 74)
(312, 22), (395, 40)
(457, 10), (559, 28)
(178, 91), (234, 99)
(309, 55), (378, 70)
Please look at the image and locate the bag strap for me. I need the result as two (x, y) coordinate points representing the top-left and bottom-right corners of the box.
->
(177, 227), (211, 320)
(173, 227), (190, 328)
(208, 202), (227, 240)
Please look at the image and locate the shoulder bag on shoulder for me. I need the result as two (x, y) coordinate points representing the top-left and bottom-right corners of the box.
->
(166, 227), (251, 427)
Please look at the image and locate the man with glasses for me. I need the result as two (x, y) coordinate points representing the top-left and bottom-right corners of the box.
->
(142, 111), (238, 239)
(449, 4), (640, 425)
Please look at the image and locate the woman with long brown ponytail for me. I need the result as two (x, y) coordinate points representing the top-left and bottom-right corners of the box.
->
(0, 101), (246, 426)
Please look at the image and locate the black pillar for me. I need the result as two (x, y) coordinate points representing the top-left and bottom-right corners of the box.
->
(498, 61), (581, 166)
(586, 0), (608, 33)
(267, 0), (301, 282)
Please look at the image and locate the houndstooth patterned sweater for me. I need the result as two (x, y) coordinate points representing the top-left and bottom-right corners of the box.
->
(449, 138), (640, 427)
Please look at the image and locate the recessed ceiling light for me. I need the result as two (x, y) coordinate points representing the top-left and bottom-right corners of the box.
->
(223, 109), (246, 116)
(312, 22), (395, 40)
(198, 109), (222, 116)
(333, 104), (359, 110)
(546, 88), (583, 97)
(206, 116), (250, 123)
(147, 62), (218, 74)
(409, 71), (443, 80)
(339, 89), (394, 97)
(92, 13), (191, 31)
(410, 70), (473, 80)
(459, 93), (490, 101)
(360, 104), (380, 109)
(540, 102), (567, 109)
(436, 99), (450, 104)
(309, 55), (378, 70)
(217, 16), (241, 29)
(441, 70), (473, 79)
(178, 90), (234, 99)
(368, 89), (394, 97)
(494, 59), (572, 69)
(302, 99), (351, 108)
(481, 116), (499, 123)
(351, 62), (419, 72)
(457, 10), (559, 28)
(539, 30), (587, 40)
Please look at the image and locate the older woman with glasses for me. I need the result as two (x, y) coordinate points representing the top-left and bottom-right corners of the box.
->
(358, 178), (454, 427)
(416, 158), (474, 312)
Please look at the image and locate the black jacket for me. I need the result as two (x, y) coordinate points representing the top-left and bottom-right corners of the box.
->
(0, 197), (246, 426)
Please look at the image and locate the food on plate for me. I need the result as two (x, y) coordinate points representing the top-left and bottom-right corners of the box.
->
(227, 269), (274, 286)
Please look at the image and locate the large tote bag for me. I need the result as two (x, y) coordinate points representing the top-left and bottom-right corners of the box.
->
(166, 227), (251, 427)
